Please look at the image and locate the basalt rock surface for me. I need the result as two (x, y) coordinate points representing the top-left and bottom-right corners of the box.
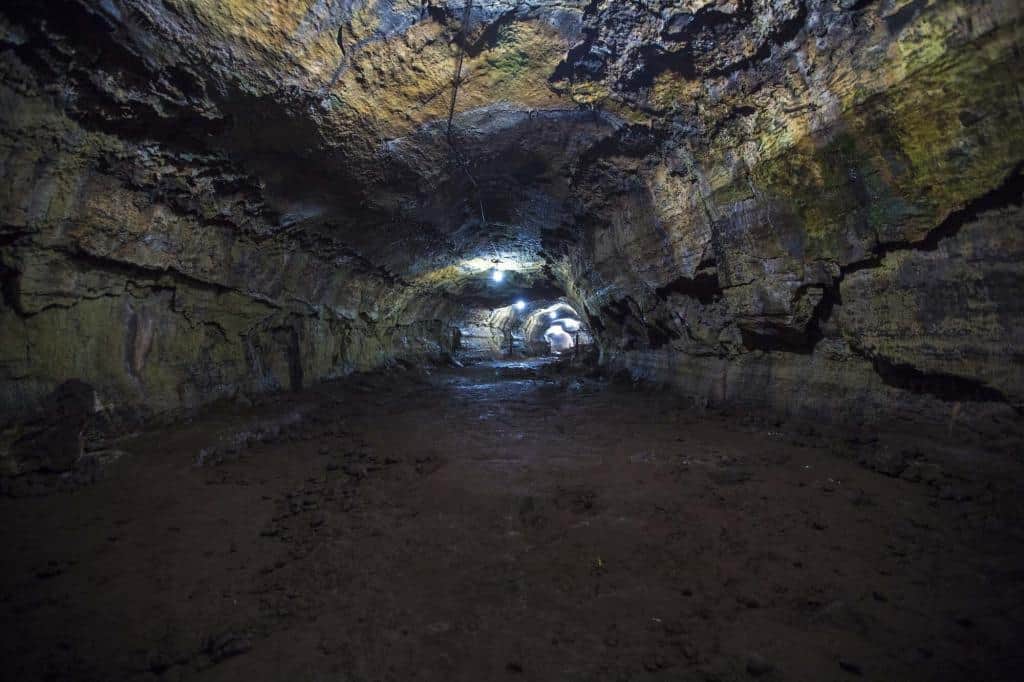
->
(1, 0), (1022, 457)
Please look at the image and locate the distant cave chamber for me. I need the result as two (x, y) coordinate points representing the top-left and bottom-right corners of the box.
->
(453, 300), (593, 358)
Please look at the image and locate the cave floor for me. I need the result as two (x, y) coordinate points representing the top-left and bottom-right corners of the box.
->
(2, 361), (1023, 682)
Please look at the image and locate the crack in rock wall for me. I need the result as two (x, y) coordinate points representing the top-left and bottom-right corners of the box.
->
(547, 0), (1024, 437)
(0, 23), (460, 425)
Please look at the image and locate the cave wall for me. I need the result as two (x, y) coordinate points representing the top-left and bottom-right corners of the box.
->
(550, 0), (1024, 437)
(0, 57), (456, 422)
(0, 0), (1021, 442)
(456, 306), (524, 358)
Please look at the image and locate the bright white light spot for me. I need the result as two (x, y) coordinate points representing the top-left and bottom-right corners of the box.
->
(492, 270), (505, 283)
(514, 300), (527, 311)
(545, 326), (574, 352)
(549, 311), (559, 320)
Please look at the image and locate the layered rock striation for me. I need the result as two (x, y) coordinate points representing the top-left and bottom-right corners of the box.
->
(1, 0), (1021, 450)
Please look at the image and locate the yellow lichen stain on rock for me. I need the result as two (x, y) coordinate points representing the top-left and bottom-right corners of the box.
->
(648, 73), (701, 114)
(335, 18), (570, 138)
(168, 0), (313, 48)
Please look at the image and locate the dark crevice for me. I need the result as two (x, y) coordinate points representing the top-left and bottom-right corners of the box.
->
(884, 0), (928, 35)
(655, 270), (722, 304)
(704, 1), (808, 79)
(585, 304), (605, 334)
(661, 8), (735, 41)
(741, 281), (832, 354)
(285, 326), (305, 391)
(802, 163), (1024, 354)
(841, 0), (879, 12)
(423, 2), (455, 25)
(805, 282), (840, 348)
(647, 320), (680, 349)
(740, 324), (816, 354)
(708, 105), (758, 140)
(0, 261), (21, 313)
(847, 162), (1024, 276)
(757, 164), (1024, 405)
(599, 297), (648, 351)
(548, 0), (603, 84)
(0, 227), (33, 248)
(161, 63), (208, 101)
(880, 159), (1015, 258)
(0, 226), (28, 313)
(871, 356), (1010, 405)
(62, 248), (235, 297)
(625, 46), (696, 86)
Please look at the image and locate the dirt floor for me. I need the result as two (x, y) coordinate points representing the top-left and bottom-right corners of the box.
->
(2, 359), (1023, 682)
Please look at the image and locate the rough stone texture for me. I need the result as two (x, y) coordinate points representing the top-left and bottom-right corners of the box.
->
(455, 300), (586, 357)
(549, 0), (1024, 437)
(457, 305), (521, 357)
(0, 80), (460, 474)
(1, 0), (1022, 445)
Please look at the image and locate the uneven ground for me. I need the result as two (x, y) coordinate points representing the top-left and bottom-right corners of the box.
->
(2, 360), (1023, 682)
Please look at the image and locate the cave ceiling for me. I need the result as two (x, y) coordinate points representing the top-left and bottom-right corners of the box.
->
(2, 0), (881, 294)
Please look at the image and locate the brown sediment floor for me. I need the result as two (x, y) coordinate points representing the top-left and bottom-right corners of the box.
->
(2, 360), (1023, 681)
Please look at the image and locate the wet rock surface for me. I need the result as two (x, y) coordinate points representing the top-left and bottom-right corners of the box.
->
(2, 361), (1022, 681)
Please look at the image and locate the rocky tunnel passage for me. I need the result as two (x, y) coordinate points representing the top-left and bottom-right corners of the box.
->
(1, 0), (1022, 440)
(454, 298), (592, 358)
(0, 0), (1023, 679)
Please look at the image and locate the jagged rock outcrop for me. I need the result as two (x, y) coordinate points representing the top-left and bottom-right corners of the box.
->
(552, 0), (1024, 437)
(1, 0), (1021, 453)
